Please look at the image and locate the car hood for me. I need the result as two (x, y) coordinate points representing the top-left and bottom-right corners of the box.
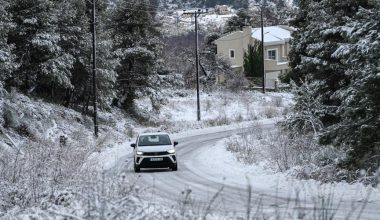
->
(137, 145), (174, 152)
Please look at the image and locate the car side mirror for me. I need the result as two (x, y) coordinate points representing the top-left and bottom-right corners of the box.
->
(130, 143), (136, 148)
(173, 141), (178, 147)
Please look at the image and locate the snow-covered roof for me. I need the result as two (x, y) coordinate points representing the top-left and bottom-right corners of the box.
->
(251, 26), (292, 45)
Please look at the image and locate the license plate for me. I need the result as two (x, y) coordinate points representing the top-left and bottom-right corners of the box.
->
(150, 158), (163, 161)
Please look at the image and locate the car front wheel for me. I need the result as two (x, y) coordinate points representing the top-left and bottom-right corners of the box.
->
(172, 164), (178, 171)
(134, 163), (140, 173)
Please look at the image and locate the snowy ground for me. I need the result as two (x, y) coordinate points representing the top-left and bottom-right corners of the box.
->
(2, 88), (379, 219)
(0, 89), (292, 219)
(93, 89), (291, 172)
(194, 138), (380, 216)
(93, 89), (379, 219)
(98, 120), (380, 219)
(135, 89), (292, 133)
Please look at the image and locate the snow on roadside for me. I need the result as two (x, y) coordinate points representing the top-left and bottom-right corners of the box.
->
(94, 90), (292, 172)
(93, 118), (278, 172)
(189, 137), (380, 209)
(135, 89), (292, 132)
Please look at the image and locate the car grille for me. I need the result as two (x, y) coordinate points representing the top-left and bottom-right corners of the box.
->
(143, 151), (168, 156)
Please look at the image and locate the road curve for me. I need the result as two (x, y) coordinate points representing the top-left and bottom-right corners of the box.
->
(113, 125), (379, 219)
(123, 125), (296, 217)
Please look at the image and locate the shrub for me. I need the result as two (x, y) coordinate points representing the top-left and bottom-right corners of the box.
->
(272, 96), (283, 107)
(206, 116), (230, 127)
(264, 106), (278, 118)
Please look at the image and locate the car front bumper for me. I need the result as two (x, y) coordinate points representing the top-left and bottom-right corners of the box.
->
(135, 154), (177, 168)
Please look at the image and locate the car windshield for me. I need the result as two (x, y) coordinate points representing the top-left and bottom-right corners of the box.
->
(138, 134), (172, 146)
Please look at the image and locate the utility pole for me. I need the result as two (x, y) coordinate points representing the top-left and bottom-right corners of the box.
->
(260, 5), (265, 94)
(92, 0), (98, 137)
(195, 11), (200, 121)
(255, 1), (268, 94)
(183, 9), (207, 121)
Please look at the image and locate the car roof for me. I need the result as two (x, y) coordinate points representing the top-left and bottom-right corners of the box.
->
(138, 132), (170, 136)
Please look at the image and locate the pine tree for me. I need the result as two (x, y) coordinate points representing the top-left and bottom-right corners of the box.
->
(0, 0), (15, 85)
(288, 0), (318, 83)
(243, 42), (262, 78)
(288, 0), (379, 172)
(323, 2), (380, 171)
(224, 9), (256, 33)
(111, 0), (161, 114)
(8, 0), (74, 96)
(232, 0), (249, 9)
(56, 0), (91, 107)
(52, 0), (116, 109)
(288, 0), (369, 127)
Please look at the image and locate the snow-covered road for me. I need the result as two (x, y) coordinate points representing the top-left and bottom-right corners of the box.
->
(107, 123), (380, 219)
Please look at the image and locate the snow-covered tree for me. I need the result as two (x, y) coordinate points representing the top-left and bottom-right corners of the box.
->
(111, 0), (162, 114)
(8, 0), (75, 95)
(224, 9), (258, 33)
(323, 2), (380, 171)
(0, 0), (15, 86)
(61, 0), (116, 110)
(5, 0), (116, 109)
(289, 0), (370, 125)
(288, 0), (379, 172)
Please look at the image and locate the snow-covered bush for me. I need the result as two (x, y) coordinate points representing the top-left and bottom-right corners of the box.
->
(225, 125), (264, 164)
(263, 106), (279, 119)
(0, 131), (95, 212)
(265, 131), (320, 172)
(0, 90), (133, 215)
(281, 79), (324, 135)
(205, 115), (231, 127)
(225, 125), (346, 177)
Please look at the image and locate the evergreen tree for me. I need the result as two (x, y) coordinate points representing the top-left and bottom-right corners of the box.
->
(288, 0), (368, 127)
(8, 0), (74, 96)
(224, 9), (257, 33)
(200, 0), (248, 9)
(288, 0), (378, 172)
(5, 0), (116, 109)
(56, 0), (92, 107)
(111, 0), (161, 114)
(232, 0), (249, 9)
(323, 2), (380, 171)
(243, 42), (262, 78)
(0, 0), (15, 85)
(67, 0), (116, 110)
(8, 0), (74, 98)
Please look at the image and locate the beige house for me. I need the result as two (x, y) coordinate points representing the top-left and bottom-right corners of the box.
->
(214, 25), (294, 88)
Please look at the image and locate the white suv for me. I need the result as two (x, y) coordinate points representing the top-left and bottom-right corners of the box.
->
(131, 133), (178, 172)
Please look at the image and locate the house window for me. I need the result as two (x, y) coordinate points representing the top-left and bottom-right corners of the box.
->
(229, 49), (235, 59)
(268, 49), (277, 60)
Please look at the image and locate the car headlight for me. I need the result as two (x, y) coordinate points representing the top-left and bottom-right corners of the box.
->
(167, 149), (175, 154)
(136, 151), (143, 155)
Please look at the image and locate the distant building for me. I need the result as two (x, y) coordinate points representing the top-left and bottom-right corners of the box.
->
(214, 5), (230, 15)
(214, 26), (294, 88)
